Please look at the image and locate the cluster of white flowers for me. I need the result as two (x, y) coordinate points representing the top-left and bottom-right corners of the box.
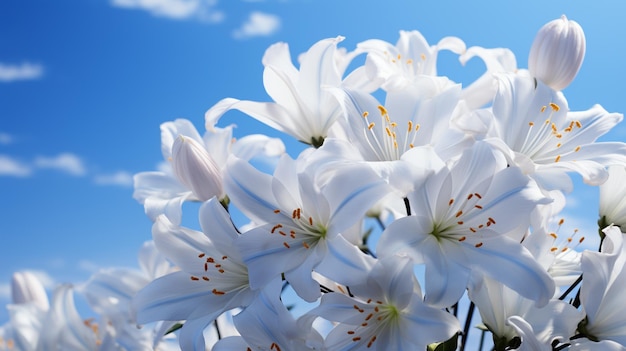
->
(4, 16), (626, 351)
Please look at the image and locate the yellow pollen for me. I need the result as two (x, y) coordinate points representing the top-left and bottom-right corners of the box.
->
(550, 102), (560, 111)
(283, 242), (290, 249)
(579, 237), (585, 243)
(529, 122), (535, 126)
(458, 236), (466, 242)
(457, 221), (464, 225)
(555, 155), (561, 163)
(455, 210), (463, 218)
(309, 217), (313, 225)
(296, 208), (301, 219)
(470, 227), (477, 233)
(415, 124), (420, 131)
(222, 255), (227, 260)
(475, 242), (483, 248)
(198, 253), (205, 258)
(365, 313), (373, 321)
(475, 205), (483, 209)
(368, 122), (375, 130)
(559, 218), (565, 226)
(550, 233), (558, 239)
(202, 276), (209, 281)
(557, 143), (562, 148)
(467, 194), (473, 200)
(347, 331), (355, 335)
(362, 111), (369, 118)
(393, 140), (398, 149)
(540, 106), (547, 113)
(420, 53), (426, 60)
(212, 288), (225, 295)
(397, 54), (401, 60)
(274, 209), (280, 214)
(353, 337), (362, 342)
(409, 143), (414, 148)
(279, 230), (287, 236)
(449, 198), (454, 206)
(385, 127), (392, 136)
(218, 269), (225, 274)
(575, 120), (582, 128)
(474, 193), (482, 199)
(488, 217), (496, 224)
(204, 263), (208, 271)
(377, 105), (388, 116)
(207, 257), (215, 263)
(292, 209), (297, 219)
(303, 242), (310, 249)
(390, 122), (398, 128)
(551, 247), (558, 252)
(406, 59), (413, 64)
(190, 276), (199, 281)
(408, 121), (413, 131)
(271, 224), (283, 233)
(575, 146), (581, 152)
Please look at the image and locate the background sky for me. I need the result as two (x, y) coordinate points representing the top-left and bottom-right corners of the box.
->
(2, 0), (626, 324)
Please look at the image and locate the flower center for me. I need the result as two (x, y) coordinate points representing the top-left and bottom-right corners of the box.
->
(516, 102), (583, 163)
(271, 207), (328, 250)
(360, 105), (421, 161)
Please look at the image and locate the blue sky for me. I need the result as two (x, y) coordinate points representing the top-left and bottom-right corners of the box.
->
(1, 0), (626, 322)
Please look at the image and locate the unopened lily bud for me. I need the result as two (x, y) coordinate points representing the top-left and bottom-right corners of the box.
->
(171, 135), (224, 201)
(11, 271), (49, 310)
(528, 15), (586, 91)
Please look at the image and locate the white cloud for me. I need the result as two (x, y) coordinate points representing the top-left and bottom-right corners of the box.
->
(0, 62), (44, 82)
(34, 153), (87, 176)
(0, 132), (14, 145)
(78, 260), (101, 273)
(111, 0), (224, 22)
(94, 171), (134, 187)
(233, 11), (281, 39)
(0, 155), (32, 177)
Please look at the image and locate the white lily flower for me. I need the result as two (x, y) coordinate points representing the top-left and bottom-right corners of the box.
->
(171, 134), (224, 202)
(36, 284), (106, 351)
(302, 255), (460, 350)
(357, 30), (465, 91)
(529, 15), (586, 91)
(205, 36), (350, 147)
(468, 274), (582, 350)
(11, 272), (48, 312)
(482, 73), (626, 191)
(133, 118), (285, 224)
(226, 151), (389, 302)
(568, 339), (626, 351)
(599, 165), (626, 230)
(377, 142), (555, 308)
(133, 198), (260, 351)
(578, 225), (626, 346)
(213, 283), (324, 351)
(330, 75), (471, 163)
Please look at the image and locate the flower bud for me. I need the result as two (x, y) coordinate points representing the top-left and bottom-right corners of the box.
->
(11, 271), (49, 310)
(528, 15), (586, 91)
(171, 135), (224, 201)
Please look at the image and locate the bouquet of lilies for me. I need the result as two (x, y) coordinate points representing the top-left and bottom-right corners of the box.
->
(4, 15), (626, 351)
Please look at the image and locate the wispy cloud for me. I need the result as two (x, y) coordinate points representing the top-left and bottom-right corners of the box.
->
(0, 132), (14, 145)
(94, 171), (134, 187)
(111, 0), (224, 22)
(0, 155), (32, 177)
(34, 153), (87, 176)
(233, 11), (281, 39)
(0, 62), (44, 82)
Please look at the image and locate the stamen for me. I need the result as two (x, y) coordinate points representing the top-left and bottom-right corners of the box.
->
(283, 242), (290, 249)
(550, 102), (560, 111)
(475, 242), (483, 248)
